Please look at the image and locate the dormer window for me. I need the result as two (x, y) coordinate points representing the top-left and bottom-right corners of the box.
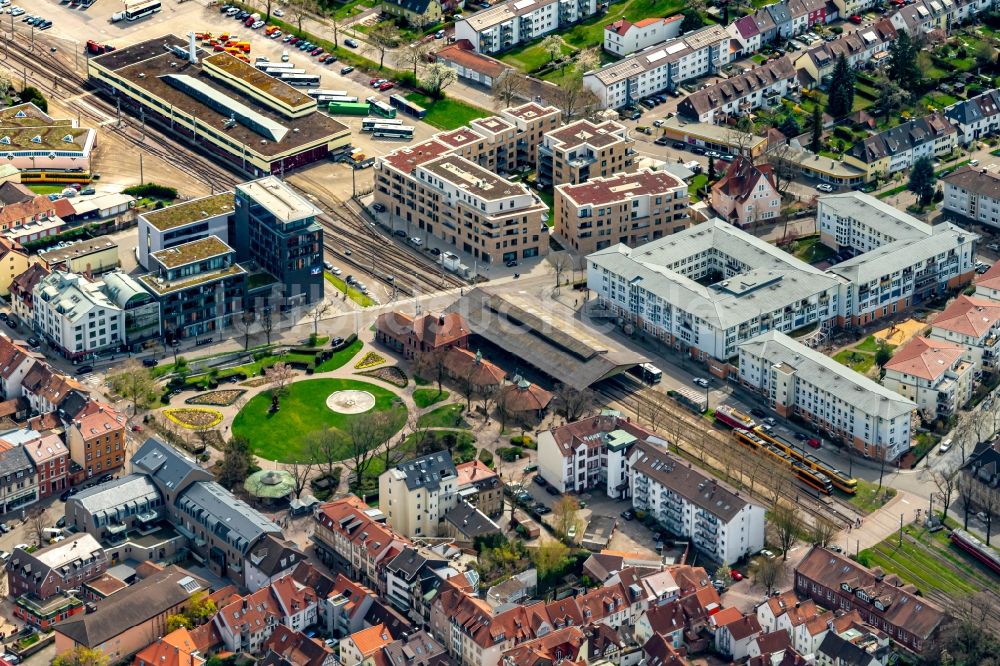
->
(14, 110), (25, 118)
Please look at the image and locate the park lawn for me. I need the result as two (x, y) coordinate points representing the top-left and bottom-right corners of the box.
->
(417, 403), (468, 428)
(315, 338), (363, 373)
(405, 93), (489, 130)
(688, 174), (709, 201)
(413, 388), (450, 408)
(790, 236), (836, 264)
(833, 349), (874, 374)
(560, 0), (686, 49)
(923, 92), (959, 109)
(499, 38), (575, 73)
(26, 184), (67, 195)
(855, 336), (882, 353)
(847, 479), (897, 513)
(231, 378), (407, 463)
(325, 272), (375, 307)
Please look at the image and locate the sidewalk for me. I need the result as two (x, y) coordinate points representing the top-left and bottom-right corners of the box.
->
(831, 489), (924, 556)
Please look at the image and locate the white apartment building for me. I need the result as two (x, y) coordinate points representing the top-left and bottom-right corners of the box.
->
(677, 56), (797, 124)
(882, 336), (974, 419)
(603, 16), (684, 56)
(379, 451), (458, 538)
(739, 331), (915, 461)
(584, 25), (733, 109)
(945, 88), (1000, 145)
(136, 192), (234, 269)
(843, 113), (957, 181)
(820, 193), (979, 327)
(32, 271), (124, 360)
(454, 0), (598, 55)
(628, 441), (766, 564)
(587, 218), (844, 364)
(941, 165), (1000, 227)
(929, 294), (1000, 371)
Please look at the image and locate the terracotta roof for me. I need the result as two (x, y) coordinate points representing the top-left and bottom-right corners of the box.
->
(755, 629), (792, 654)
(22, 432), (67, 466)
(642, 633), (686, 666)
(188, 618), (222, 654)
(546, 413), (655, 458)
(21, 364), (85, 406)
(722, 613), (763, 641)
(884, 336), (966, 381)
(131, 628), (205, 666)
(455, 459), (498, 489)
(217, 586), (280, 637)
(0, 195), (60, 229)
(977, 257), (1000, 291)
(10, 262), (51, 300)
(435, 40), (508, 79)
(712, 156), (778, 205)
(606, 18), (633, 35)
(0, 335), (34, 380)
(932, 294), (1000, 338)
(501, 626), (587, 665)
(72, 404), (127, 441)
(445, 346), (505, 387)
(643, 600), (686, 635)
(710, 606), (744, 628)
(262, 625), (333, 666)
(500, 379), (552, 413)
(329, 573), (375, 619)
(349, 623), (394, 657)
(381, 139), (453, 175)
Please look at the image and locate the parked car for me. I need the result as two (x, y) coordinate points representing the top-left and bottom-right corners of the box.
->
(75, 364), (93, 375)
(372, 202), (386, 213)
(794, 432), (808, 441)
(815, 183), (834, 192)
(620, 509), (634, 521)
(760, 549), (776, 559)
(533, 475), (546, 486)
(654, 136), (669, 145)
(344, 38), (359, 48)
(939, 439), (952, 453)
(505, 259), (518, 268)
(0, 523), (10, 533)
(807, 438), (821, 449)
(142, 357), (158, 368)
(379, 82), (395, 91)
(692, 377), (709, 388)
(730, 569), (743, 581)
(545, 485), (559, 495)
(340, 66), (354, 74)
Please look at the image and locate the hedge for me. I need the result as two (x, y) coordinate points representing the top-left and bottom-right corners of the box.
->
(123, 183), (178, 199)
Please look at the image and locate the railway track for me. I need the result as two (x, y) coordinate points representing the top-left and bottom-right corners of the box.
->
(599, 376), (859, 529)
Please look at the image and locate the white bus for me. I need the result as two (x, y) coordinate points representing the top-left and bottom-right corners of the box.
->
(280, 73), (321, 87)
(258, 62), (296, 71)
(111, 0), (161, 21)
(371, 124), (414, 140)
(362, 117), (403, 132)
(307, 89), (348, 98)
(317, 95), (359, 104)
(630, 363), (662, 384)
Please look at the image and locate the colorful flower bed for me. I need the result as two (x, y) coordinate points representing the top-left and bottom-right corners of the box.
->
(186, 389), (246, 407)
(357, 366), (407, 388)
(241, 377), (274, 388)
(354, 351), (385, 370)
(164, 407), (224, 430)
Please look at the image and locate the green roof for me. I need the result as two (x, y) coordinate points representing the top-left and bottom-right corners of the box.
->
(150, 235), (232, 269)
(140, 263), (245, 295)
(142, 193), (234, 232)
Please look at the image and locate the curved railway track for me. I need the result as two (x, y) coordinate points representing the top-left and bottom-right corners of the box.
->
(599, 376), (859, 529)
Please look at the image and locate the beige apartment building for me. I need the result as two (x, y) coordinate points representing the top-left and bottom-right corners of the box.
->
(554, 168), (690, 255)
(537, 119), (635, 188)
(501, 102), (562, 167)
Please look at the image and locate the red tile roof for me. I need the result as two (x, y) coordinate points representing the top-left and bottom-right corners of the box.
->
(557, 169), (685, 207)
(712, 156), (778, 206)
(435, 40), (508, 79)
(349, 623), (394, 657)
(445, 347), (505, 387)
(932, 295), (1000, 338)
(131, 628), (205, 666)
(381, 139), (452, 174)
(500, 380), (552, 413)
(884, 336), (967, 381)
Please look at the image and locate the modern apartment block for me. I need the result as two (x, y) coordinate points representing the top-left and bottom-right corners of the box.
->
(499, 102), (562, 168)
(738, 331), (915, 461)
(583, 25), (733, 109)
(136, 192), (234, 269)
(819, 193), (978, 326)
(379, 451), (458, 538)
(882, 337), (974, 419)
(603, 16), (683, 56)
(553, 168), (689, 255)
(454, 0), (598, 55)
(32, 271), (125, 360)
(628, 441), (766, 565)
(139, 236), (247, 340)
(375, 150), (548, 265)
(941, 165), (1000, 227)
(234, 177), (324, 308)
(587, 219), (843, 364)
(537, 118), (635, 188)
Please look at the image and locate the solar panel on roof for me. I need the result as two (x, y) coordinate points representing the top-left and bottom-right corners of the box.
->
(160, 73), (289, 142)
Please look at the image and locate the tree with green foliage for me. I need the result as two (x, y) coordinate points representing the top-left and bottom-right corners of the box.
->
(53, 646), (109, 666)
(875, 77), (908, 123)
(680, 9), (705, 33)
(167, 613), (193, 632)
(826, 54), (855, 118)
(707, 156), (716, 181)
(908, 156), (936, 206)
(778, 114), (801, 138)
(888, 31), (921, 98)
(810, 104), (822, 153)
(20, 86), (47, 112)
(875, 343), (893, 368)
(532, 539), (570, 581)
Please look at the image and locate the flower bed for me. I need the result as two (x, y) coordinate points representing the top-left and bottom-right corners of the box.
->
(164, 407), (224, 430)
(357, 366), (408, 388)
(354, 351), (385, 370)
(186, 389), (246, 407)
(241, 377), (274, 387)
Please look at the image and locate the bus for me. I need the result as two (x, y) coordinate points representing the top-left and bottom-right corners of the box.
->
(366, 97), (396, 119)
(389, 94), (427, 119)
(307, 89), (348, 99)
(639, 363), (662, 384)
(328, 101), (373, 116)
(280, 73), (321, 87)
(362, 117), (403, 132)
(125, 0), (161, 20)
(371, 124), (414, 140)
(258, 62), (296, 71)
(317, 95), (359, 104)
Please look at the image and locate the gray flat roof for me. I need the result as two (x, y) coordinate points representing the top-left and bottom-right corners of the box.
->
(237, 176), (321, 223)
(828, 223), (976, 284)
(818, 192), (930, 242)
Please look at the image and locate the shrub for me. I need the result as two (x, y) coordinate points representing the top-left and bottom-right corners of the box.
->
(497, 446), (523, 462)
(123, 183), (178, 199)
(830, 26), (843, 34)
(306, 363), (316, 375)
(478, 448), (494, 468)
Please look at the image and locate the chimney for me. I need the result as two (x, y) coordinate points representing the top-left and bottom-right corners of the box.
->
(188, 32), (198, 65)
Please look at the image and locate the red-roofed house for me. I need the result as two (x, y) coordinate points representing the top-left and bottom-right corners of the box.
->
(0, 236), (28, 298)
(132, 628), (205, 666)
(341, 623), (393, 666)
(375, 311), (469, 360)
(22, 432), (69, 499)
(715, 612), (763, 661)
(311, 496), (411, 588)
(711, 157), (781, 229)
(747, 629), (792, 661)
(455, 458), (502, 516)
(603, 16), (684, 56)
(930, 294), (1000, 370)
(500, 626), (587, 666)
(261, 625), (335, 666)
(444, 347), (506, 394)
(434, 40), (511, 89)
(9, 262), (51, 323)
(214, 573), (318, 654)
(0, 195), (67, 245)
(499, 377), (552, 422)
(65, 401), (127, 479)
(883, 336), (973, 418)
(975, 259), (1000, 301)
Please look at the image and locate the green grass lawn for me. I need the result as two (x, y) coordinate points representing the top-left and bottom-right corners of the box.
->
(405, 93), (489, 131)
(417, 403), (468, 428)
(560, 0), (686, 49)
(833, 349), (874, 374)
(855, 336), (883, 353)
(912, 432), (940, 464)
(232, 378), (407, 462)
(848, 479), (897, 514)
(688, 174), (709, 201)
(751, 54), (767, 64)
(26, 184), (68, 195)
(499, 38), (574, 73)
(315, 339), (363, 373)
(325, 272), (375, 307)
(413, 389), (449, 408)
(923, 92), (959, 109)
(331, 0), (377, 20)
(789, 235), (836, 264)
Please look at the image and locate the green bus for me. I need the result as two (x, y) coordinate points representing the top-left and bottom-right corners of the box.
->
(328, 101), (372, 116)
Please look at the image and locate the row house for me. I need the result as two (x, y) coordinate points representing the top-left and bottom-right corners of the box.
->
(0, 335), (38, 401)
(945, 88), (1000, 145)
(882, 336), (974, 419)
(941, 165), (1000, 227)
(843, 113), (956, 182)
(0, 236), (28, 298)
(793, 20), (897, 85)
(892, 0), (994, 36)
(325, 573), (376, 639)
(713, 609), (763, 661)
(21, 362), (84, 415)
(379, 450), (458, 539)
(0, 446), (38, 514)
(214, 574), (320, 653)
(21, 432), (69, 499)
(9, 263), (51, 325)
(0, 193), (69, 246)
(603, 16), (684, 56)
(830, 0), (880, 18)
(453, 0), (598, 55)
(929, 294), (1000, 371)
(383, 545), (451, 622)
(678, 56), (798, 124)
(64, 401), (128, 479)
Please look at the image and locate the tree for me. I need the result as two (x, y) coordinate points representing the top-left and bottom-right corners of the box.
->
(551, 77), (599, 120)
(309, 302), (331, 337)
(957, 473), (977, 529)
(396, 41), (432, 80)
(976, 40), (996, 72)
(20, 86), (47, 113)
(765, 141), (800, 196)
(888, 30), (921, 96)
(346, 411), (394, 493)
(108, 360), (157, 416)
(574, 47), (600, 75)
(778, 114), (801, 138)
(218, 436), (252, 490)
(749, 556), (781, 595)
(28, 506), (46, 546)
(810, 515), (837, 548)
(541, 35), (562, 64)
(707, 156), (716, 181)
(532, 539), (569, 579)
(233, 311), (256, 351)
(769, 504), (801, 561)
(187, 589), (217, 623)
(306, 428), (342, 480)
(53, 647), (109, 666)
(492, 70), (530, 109)
(287, 0), (316, 35)
(553, 495), (580, 538)
(714, 565), (733, 587)
(415, 347), (449, 394)
(826, 54), (855, 118)
(421, 62), (457, 98)
(976, 483), (998, 545)
(935, 592), (1000, 666)
(874, 343), (893, 368)
(167, 613), (193, 632)
(553, 384), (595, 422)
(551, 252), (571, 290)
(810, 103), (822, 153)
(367, 21), (401, 69)
(932, 466), (958, 520)
(0, 74), (11, 106)
(263, 0), (274, 20)
(260, 307), (275, 345)
(909, 156), (936, 206)
(727, 115), (758, 157)
(285, 459), (313, 499)
(875, 77), (908, 123)
(265, 362), (294, 408)
(680, 9), (705, 32)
